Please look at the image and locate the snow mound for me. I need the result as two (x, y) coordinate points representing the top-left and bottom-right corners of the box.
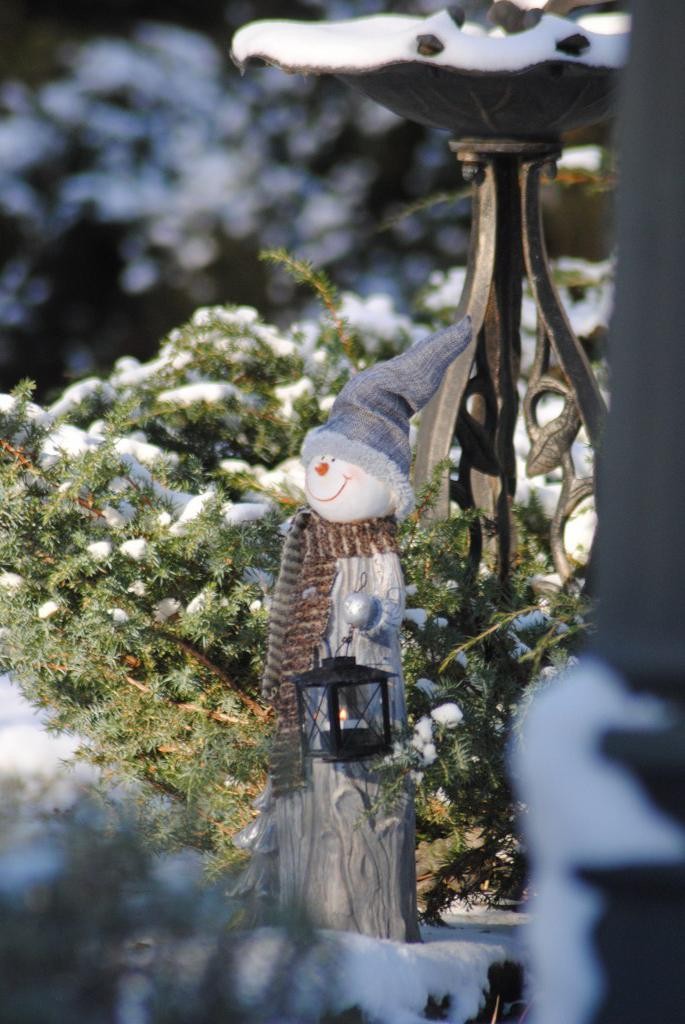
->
(232, 10), (629, 76)
(234, 908), (526, 1024)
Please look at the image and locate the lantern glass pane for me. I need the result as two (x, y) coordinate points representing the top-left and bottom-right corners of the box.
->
(337, 681), (386, 757)
(301, 684), (331, 755)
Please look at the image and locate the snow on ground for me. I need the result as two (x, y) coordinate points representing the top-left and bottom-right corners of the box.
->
(234, 906), (528, 1024)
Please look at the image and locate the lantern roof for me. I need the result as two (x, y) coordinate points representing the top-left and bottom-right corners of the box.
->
(295, 655), (393, 687)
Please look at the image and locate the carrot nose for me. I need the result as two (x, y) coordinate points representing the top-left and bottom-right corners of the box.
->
(315, 462), (329, 476)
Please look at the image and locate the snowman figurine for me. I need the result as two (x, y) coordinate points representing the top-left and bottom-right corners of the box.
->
(236, 316), (472, 942)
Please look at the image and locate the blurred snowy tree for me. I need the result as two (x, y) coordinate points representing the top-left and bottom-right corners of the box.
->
(0, 0), (614, 396)
(0, 788), (335, 1023)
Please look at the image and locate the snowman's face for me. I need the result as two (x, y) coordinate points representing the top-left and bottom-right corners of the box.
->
(304, 455), (396, 523)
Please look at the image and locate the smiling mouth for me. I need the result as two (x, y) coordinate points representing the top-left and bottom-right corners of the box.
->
(308, 474), (351, 503)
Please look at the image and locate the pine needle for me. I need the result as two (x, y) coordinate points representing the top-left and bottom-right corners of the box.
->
(260, 247), (355, 361)
(377, 187), (470, 233)
(440, 605), (539, 671)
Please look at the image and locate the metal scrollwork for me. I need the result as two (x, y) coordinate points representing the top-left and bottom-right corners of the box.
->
(413, 139), (607, 583)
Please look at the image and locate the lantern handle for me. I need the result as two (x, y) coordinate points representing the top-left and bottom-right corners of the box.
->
(354, 571), (368, 593)
(312, 639), (332, 668)
(335, 632), (354, 658)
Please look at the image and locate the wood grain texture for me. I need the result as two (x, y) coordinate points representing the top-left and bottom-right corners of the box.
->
(276, 551), (420, 942)
(277, 759), (419, 942)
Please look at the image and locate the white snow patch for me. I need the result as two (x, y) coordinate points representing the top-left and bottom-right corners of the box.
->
(232, 11), (628, 76)
(415, 677), (439, 697)
(48, 377), (115, 419)
(422, 266), (467, 313)
(0, 393), (52, 426)
(153, 598), (182, 622)
(404, 608), (428, 629)
(37, 600), (60, 620)
(119, 538), (148, 561)
(564, 497), (596, 563)
(111, 352), (172, 387)
(86, 540), (113, 560)
(219, 458), (252, 475)
(339, 292), (414, 351)
(169, 490), (215, 535)
(102, 505), (129, 529)
(115, 435), (176, 467)
(431, 702), (463, 728)
(156, 381), (244, 406)
(0, 674), (97, 802)
(223, 502), (271, 525)
(0, 572), (23, 591)
(40, 423), (102, 467)
(512, 609), (549, 632)
(251, 457), (306, 498)
(233, 909), (526, 1024)
(414, 715), (434, 745)
(108, 607), (129, 624)
(186, 591), (207, 615)
(275, 377), (314, 418)
(577, 13), (631, 37)
(558, 145), (603, 174)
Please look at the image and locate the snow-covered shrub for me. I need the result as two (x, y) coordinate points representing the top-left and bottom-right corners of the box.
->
(0, 787), (334, 1024)
(392, 505), (588, 916)
(0, 287), (588, 908)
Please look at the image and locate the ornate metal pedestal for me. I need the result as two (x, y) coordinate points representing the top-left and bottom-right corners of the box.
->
(413, 138), (607, 581)
(233, 11), (625, 583)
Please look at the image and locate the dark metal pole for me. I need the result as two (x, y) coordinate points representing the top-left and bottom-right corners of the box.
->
(587, 3), (685, 1020)
(596, 2), (685, 685)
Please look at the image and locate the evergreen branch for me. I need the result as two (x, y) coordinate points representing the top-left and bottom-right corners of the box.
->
(408, 458), (453, 532)
(241, 478), (301, 508)
(74, 495), (106, 519)
(1, 435), (105, 518)
(124, 675), (248, 728)
(518, 618), (589, 673)
(377, 187), (469, 233)
(259, 248), (355, 361)
(155, 633), (272, 722)
(0, 436), (34, 470)
(439, 604), (539, 671)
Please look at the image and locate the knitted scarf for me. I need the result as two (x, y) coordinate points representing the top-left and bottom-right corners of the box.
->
(264, 508), (399, 795)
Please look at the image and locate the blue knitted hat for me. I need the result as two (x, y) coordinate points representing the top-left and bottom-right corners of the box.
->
(302, 316), (472, 520)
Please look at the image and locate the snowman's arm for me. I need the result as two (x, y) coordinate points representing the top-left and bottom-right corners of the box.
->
(364, 587), (404, 638)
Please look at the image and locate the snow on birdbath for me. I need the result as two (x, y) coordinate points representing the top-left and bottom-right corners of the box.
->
(232, 8), (629, 139)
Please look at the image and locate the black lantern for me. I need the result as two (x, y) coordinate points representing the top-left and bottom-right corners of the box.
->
(295, 656), (393, 762)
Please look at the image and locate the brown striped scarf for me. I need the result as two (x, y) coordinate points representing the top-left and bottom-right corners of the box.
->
(265, 508), (398, 794)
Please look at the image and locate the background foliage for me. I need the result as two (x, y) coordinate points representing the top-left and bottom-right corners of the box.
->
(1, 0), (614, 396)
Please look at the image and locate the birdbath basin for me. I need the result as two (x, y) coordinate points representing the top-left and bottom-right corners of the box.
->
(232, 9), (629, 140)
